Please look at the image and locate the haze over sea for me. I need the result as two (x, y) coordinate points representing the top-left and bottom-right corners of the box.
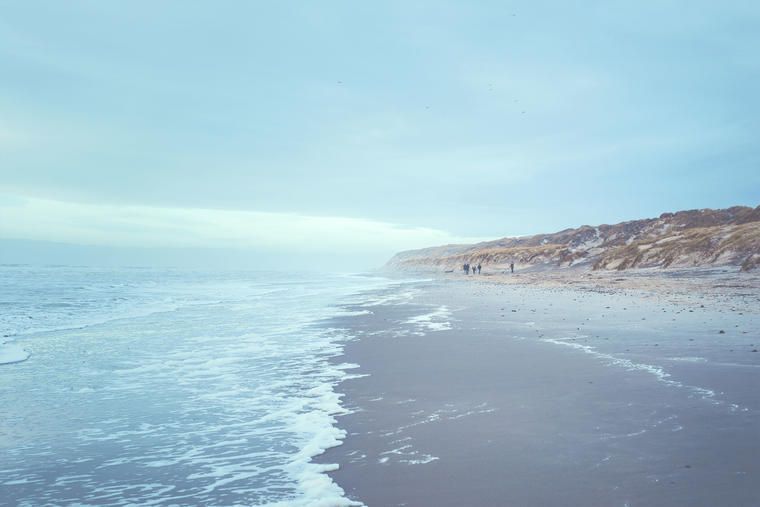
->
(0, 264), (411, 506)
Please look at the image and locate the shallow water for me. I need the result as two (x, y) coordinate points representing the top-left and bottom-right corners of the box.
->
(0, 266), (405, 506)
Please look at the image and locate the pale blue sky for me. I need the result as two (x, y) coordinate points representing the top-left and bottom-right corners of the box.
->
(1, 1), (758, 266)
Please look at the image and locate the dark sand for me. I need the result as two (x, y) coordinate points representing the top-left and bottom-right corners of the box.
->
(319, 278), (760, 507)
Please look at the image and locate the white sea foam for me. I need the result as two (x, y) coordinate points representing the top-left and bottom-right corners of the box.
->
(666, 356), (708, 363)
(405, 305), (453, 334)
(356, 287), (421, 307)
(0, 342), (29, 365)
(0, 267), (415, 506)
(380, 444), (414, 456)
(334, 309), (373, 317)
(378, 444), (439, 466)
(539, 336), (730, 407)
(382, 403), (497, 437)
(401, 455), (439, 465)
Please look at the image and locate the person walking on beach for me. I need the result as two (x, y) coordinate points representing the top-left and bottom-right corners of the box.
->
(477, 263), (481, 274)
(510, 262), (515, 274)
(464, 263), (470, 275)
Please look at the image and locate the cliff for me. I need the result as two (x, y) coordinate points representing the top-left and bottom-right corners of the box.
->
(387, 206), (760, 273)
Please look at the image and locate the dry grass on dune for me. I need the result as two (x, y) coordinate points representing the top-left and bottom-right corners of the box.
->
(389, 205), (760, 273)
(594, 222), (760, 271)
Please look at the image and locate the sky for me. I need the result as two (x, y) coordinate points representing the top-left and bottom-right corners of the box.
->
(1, 1), (759, 269)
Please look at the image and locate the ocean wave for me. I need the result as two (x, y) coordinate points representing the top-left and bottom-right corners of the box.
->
(0, 267), (417, 506)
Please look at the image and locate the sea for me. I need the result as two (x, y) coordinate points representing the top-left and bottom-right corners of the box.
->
(0, 265), (410, 506)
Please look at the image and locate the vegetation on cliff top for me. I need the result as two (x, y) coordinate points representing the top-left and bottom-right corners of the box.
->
(387, 206), (760, 272)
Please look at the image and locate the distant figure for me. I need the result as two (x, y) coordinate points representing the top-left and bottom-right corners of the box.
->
(464, 263), (470, 275)
(510, 262), (515, 274)
(477, 263), (482, 274)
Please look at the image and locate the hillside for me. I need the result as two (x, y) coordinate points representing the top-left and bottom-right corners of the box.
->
(387, 206), (760, 273)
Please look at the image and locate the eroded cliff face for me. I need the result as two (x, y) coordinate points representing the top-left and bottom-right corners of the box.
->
(387, 206), (760, 272)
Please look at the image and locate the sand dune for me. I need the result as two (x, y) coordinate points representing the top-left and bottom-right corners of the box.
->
(387, 205), (760, 273)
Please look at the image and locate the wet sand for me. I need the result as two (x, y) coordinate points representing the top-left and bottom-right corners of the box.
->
(319, 277), (760, 506)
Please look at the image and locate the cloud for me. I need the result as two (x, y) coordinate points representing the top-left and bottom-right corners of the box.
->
(0, 195), (481, 255)
(0, 0), (757, 244)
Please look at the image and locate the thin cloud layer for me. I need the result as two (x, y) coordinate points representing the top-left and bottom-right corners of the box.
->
(0, 195), (479, 254)
(0, 1), (758, 261)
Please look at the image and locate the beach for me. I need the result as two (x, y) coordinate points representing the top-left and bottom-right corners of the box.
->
(320, 273), (760, 506)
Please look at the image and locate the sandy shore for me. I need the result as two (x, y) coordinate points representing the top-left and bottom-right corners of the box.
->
(449, 266), (760, 310)
(319, 275), (760, 506)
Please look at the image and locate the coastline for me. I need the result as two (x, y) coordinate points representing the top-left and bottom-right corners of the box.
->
(321, 274), (760, 506)
(412, 266), (760, 309)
